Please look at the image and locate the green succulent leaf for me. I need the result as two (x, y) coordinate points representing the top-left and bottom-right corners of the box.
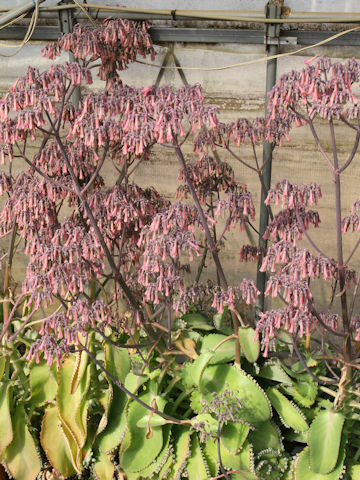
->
(258, 361), (292, 385)
(294, 443), (345, 480)
(0, 357), (6, 381)
(191, 413), (218, 437)
(40, 406), (77, 477)
(104, 342), (131, 383)
(70, 349), (89, 394)
(124, 372), (148, 394)
(182, 351), (213, 389)
(266, 387), (308, 432)
(95, 384), (113, 437)
(0, 381), (13, 456)
(187, 433), (210, 480)
(92, 451), (114, 480)
(248, 420), (283, 453)
(157, 449), (174, 480)
(182, 312), (214, 331)
(3, 404), (41, 480)
(213, 308), (232, 334)
(200, 364), (271, 426)
(169, 425), (192, 480)
(292, 379), (318, 408)
(136, 414), (169, 428)
(284, 430), (309, 444)
(134, 424), (172, 479)
(120, 392), (164, 473)
(231, 472), (259, 480)
(200, 333), (236, 364)
(309, 409), (345, 474)
(349, 465), (360, 479)
(95, 387), (128, 454)
(238, 327), (259, 363)
(57, 356), (90, 448)
(221, 421), (250, 454)
(205, 437), (254, 472)
(29, 361), (57, 406)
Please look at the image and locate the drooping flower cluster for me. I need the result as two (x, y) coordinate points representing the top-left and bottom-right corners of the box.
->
(176, 155), (235, 203)
(265, 180), (322, 208)
(255, 306), (315, 356)
(342, 198), (360, 232)
(42, 19), (155, 87)
(263, 207), (320, 245)
(27, 298), (114, 366)
(214, 187), (256, 231)
(211, 281), (259, 313)
(68, 84), (218, 161)
(239, 245), (265, 262)
(267, 57), (360, 129)
(260, 242), (335, 281)
(137, 203), (203, 303)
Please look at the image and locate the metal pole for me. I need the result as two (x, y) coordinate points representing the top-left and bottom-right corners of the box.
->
(256, 1), (282, 317)
(59, 0), (81, 107)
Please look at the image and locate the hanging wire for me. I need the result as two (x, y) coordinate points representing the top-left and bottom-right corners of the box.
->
(72, 0), (97, 27)
(135, 25), (360, 72)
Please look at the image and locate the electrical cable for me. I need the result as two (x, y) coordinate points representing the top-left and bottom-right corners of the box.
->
(22, 4), (360, 25)
(135, 25), (360, 71)
(72, 0), (97, 27)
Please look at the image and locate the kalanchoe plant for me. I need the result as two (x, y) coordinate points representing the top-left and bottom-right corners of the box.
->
(0, 16), (269, 480)
(1, 13), (360, 480)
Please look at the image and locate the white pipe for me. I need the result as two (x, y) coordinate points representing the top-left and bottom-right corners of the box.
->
(0, 0), (45, 28)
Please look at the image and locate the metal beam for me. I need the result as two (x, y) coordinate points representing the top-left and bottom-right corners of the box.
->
(0, 25), (360, 47)
(256, 2), (281, 317)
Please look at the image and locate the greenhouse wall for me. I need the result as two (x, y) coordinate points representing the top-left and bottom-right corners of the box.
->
(0, 0), (359, 312)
